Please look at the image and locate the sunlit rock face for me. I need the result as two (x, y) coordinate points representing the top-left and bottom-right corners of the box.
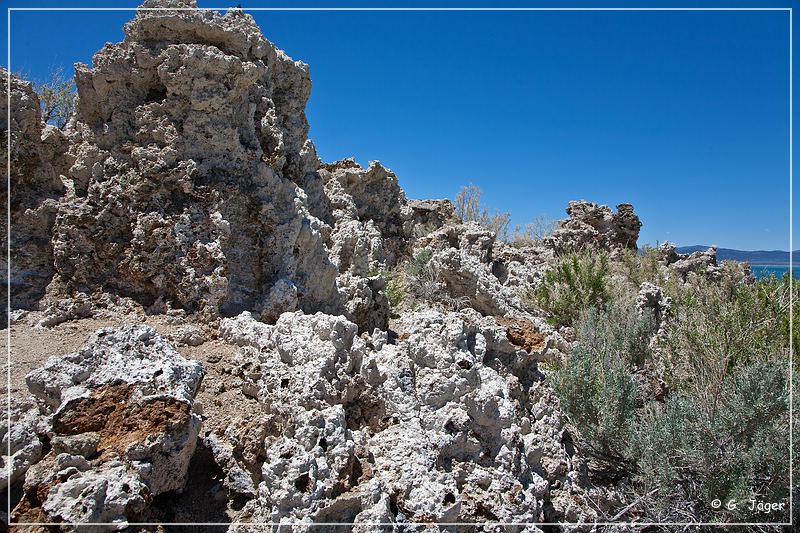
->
(50, 0), (343, 320)
(15, 326), (204, 526)
(219, 309), (600, 528)
(545, 200), (642, 254)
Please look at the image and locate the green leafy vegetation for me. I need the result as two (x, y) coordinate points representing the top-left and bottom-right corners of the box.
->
(384, 271), (406, 308)
(550, 254), (794, 523)
(406, 248), (434, 278)
(630, 361), (788, 521)
(616, 245), (663, 287)
(375, 248), (468, 312)
(551, 306), (648, 465)
(534, 251), (611, 327)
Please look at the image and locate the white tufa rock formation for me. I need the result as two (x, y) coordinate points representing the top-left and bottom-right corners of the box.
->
(1, 70), (70, 313)
(15, 326), (204, 526)
(1, 0), (399, 332)
(545, 200), (642, 255)
(0, 398), (46, 493)
(217, 310), (599, 528)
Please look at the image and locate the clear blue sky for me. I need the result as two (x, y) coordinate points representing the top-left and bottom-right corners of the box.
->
(3, 1), (795, 251)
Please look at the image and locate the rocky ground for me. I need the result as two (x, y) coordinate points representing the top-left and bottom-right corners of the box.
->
(1, 0), (739, 531)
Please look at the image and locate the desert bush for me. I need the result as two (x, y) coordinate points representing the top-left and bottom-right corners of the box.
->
(404, 248), (470, 311)
(661, 272), (788, 405)
(633, 273), (792, 521)
(552, 306), (650, 465)
(616, 245), (664, 288)
(552, 263), (792, 523)
(384, 272), (406, 308)
(412, 221), (438, 239)
(630, 361), (789, 522)
(454, 185), (511, 240)
(405, 248), (434, 278)
(576, 303), (655, 368)
(553, 342), (639, 465)
(377, 248), (468, 312)
(32, 66), (76, 130)
(402, 248), (440, 304)
(535, 251), (611, 326)
(453, 184), (556, 246)
(756, 272), (800, 361)
(509, 216), (557, 247)
(370, 265), (405, 309)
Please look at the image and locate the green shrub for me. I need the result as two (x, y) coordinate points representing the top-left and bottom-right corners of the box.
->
(384, 273), (406, 308)
(553, 344), (639, 464)
(371, 266), (406, 309)
(412, 221), (438, 239)
(535, 252), (611, 326)
(402, 248), (439, 305)
(576, 303), (655, 368)
(636, 273), (792, 521)
(551, 269), (791, 523)
(552, 305), (652, 464)
(631, 361), (789, 521)
(661, 272), (788, 401)
(377, 248), (469, 312)
(756, 272), (800, 363)
(405, 248), (434, 278)
(616, 245), (663, 288)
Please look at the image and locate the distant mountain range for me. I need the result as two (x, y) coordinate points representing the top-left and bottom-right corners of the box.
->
(676, 246), (800, 266)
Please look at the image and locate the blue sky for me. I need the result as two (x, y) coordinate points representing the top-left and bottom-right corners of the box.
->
(2, 1), (795, 250)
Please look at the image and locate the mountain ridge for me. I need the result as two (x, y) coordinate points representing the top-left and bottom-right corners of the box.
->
(676, 245), (799, 265)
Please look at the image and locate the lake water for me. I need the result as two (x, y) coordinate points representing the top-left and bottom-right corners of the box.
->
(751, 265), (799, 280)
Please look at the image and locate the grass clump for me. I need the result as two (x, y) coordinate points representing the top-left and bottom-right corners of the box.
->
(534, 251), (611, 326)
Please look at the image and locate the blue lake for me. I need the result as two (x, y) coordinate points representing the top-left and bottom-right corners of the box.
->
(751, 265), (799, 280)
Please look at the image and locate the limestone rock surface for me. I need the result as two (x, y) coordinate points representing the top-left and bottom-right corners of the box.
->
(413, 221), (552, 319)
(408, 198), (460, 234)
(669, 245), (722, 281)
(49, 1), (343, 322)
(319, 159), (413, 331)
(2, 70), (69, 311)
(214, 310), (598, 528)
(15, 326), (204, 525)
(545, 201), (642, 254)
(323, 159), (413, 273)
(0, 398), (45, 492)
(636, 281), (672, 333)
